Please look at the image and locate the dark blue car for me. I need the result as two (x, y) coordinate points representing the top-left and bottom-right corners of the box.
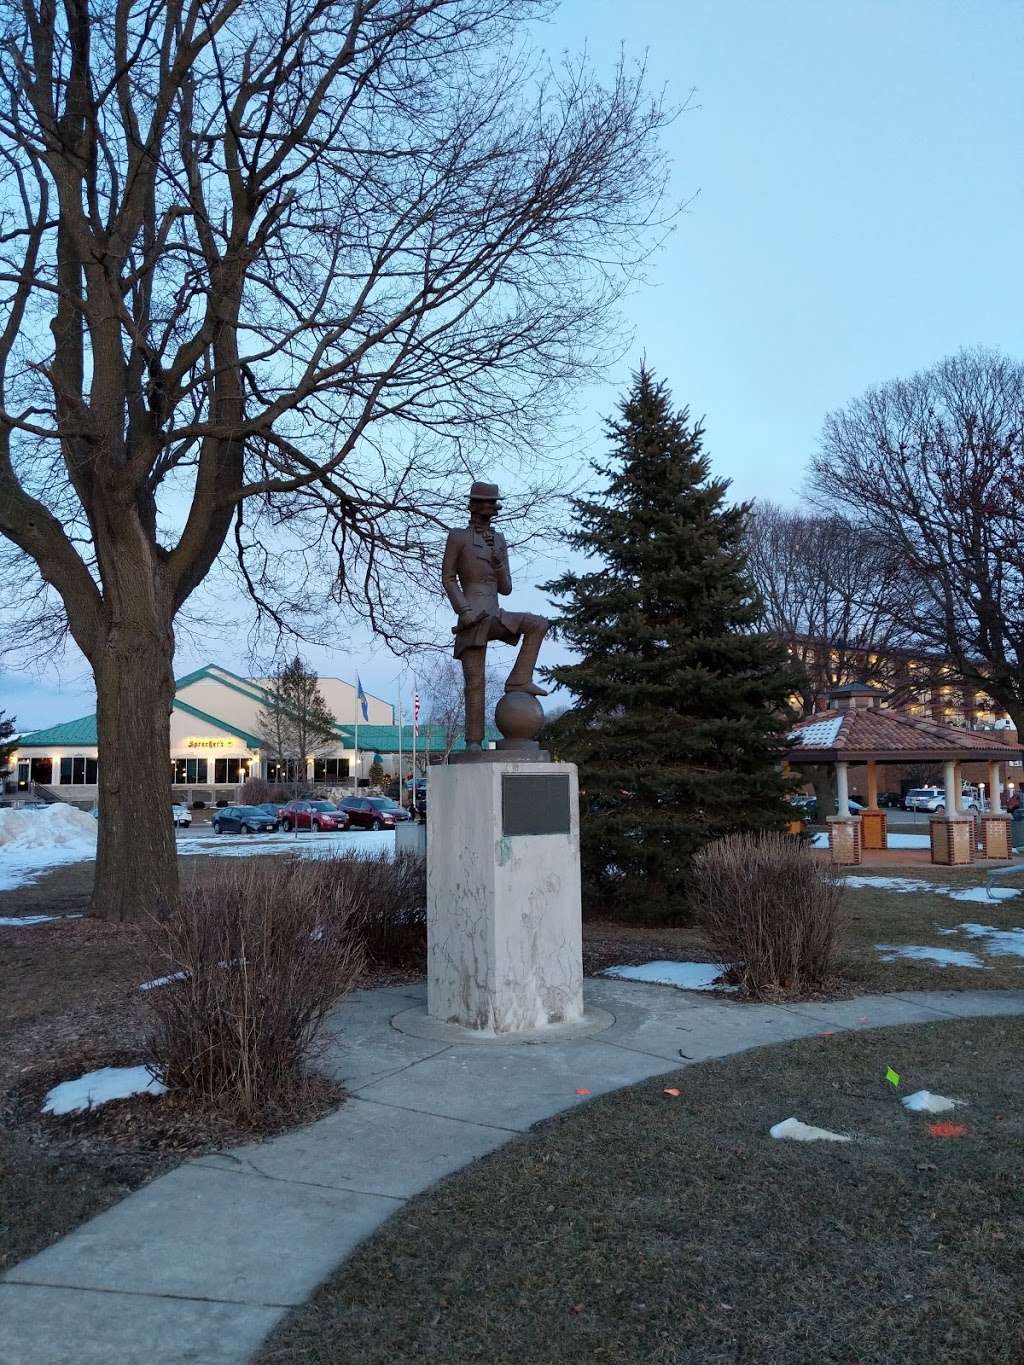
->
(211, 805), (280, 835)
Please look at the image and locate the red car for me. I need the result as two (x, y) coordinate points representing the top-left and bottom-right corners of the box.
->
(338, 796), (410, 830)
(276, 799), (349, 833)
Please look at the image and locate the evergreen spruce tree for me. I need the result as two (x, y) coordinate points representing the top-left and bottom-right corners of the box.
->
(543, 367), (801, 920)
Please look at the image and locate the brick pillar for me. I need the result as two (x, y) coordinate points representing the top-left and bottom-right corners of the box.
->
(979, 813), (1012, 861)
(929, 815), (975, 866)
(827, 815), (862, 865)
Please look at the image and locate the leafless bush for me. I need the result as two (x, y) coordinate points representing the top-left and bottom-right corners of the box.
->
(343, 850), (427, 968)
(142, 859), (364, 1114)
(239, 777), (273, 805)
(690, 833), (844, 998)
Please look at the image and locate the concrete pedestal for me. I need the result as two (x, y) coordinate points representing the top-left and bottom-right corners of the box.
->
(979, 813), (1012, 861)
(860, 809), (888, 851)
(426, 760), (583, 1034)
(827, 815), (862, 865)
(929, 815), (975, 865)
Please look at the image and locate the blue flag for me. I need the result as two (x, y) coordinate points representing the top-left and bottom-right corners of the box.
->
(356, 674), (369, 722)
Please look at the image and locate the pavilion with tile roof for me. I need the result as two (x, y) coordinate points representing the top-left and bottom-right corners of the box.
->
(786, 684), (1023, 865)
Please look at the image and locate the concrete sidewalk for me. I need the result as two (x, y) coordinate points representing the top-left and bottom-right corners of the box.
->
(3, 980), (1023, 1364)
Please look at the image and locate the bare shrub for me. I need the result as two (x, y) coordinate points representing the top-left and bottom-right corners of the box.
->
(239, 776), (273, 805)
(344, 850), (427, 968)
(690, 833), (843, 997)
(142, 858), (364, 1114)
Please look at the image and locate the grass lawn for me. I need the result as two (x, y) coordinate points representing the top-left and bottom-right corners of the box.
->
(258, 1016), (1024, 1365)
(584, 866), (1024, 997)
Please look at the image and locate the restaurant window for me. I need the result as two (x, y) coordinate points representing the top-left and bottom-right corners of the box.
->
(313, 757), (350, 782)
(173, 758), (209, 784)
(214, 757), (243, 783)
(265, 759), (304, 783)
(29, 757), (53, 784)
(58, 756), (96, 785)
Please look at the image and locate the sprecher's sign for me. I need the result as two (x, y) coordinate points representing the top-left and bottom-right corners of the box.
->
(185, 736), (242, 750)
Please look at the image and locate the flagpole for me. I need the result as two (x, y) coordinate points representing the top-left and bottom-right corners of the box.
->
(397, 684), (404, 808)
(353, 682), (359, 794)
(411, 675), (417, 813)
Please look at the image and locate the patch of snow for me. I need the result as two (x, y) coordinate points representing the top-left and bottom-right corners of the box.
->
(789, 715), (844, 748)
(842, 875), (1019, 904)
(886, 833), (932, 849)
(602, 960), (734, 992)
(42, 1064), (166, 1115)
(175, 828), (395, 862)
(874, 943), (988, 969)
(811, 831), (930, 850)
(902, 1090), (962, 1114)
(0, 804), (97, 890)
(948, 885), (1020, 904)
(844, 875), (936, 894)
(769, 1117), (851, 1142)
(0, 913), (83, 926)
(951, 922), (1024, 958)
(139, 971), (189, 991)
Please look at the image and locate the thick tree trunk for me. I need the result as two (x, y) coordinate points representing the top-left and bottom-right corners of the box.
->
(91, 624), (178, 922)
(806, 763), (836, 820)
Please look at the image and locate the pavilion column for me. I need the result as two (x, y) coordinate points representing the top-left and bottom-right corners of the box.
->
(860, 759), (888, 852)
(931, 758), (975, 866)
(989, 761), (1003, 814)
(827, 760), (861, 865)
(979, 757), (1012, 860)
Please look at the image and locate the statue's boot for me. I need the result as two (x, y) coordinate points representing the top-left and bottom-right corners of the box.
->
(504, 680), (549, 697)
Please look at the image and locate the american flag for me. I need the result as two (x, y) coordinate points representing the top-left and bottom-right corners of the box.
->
(413, 688), (421, 737)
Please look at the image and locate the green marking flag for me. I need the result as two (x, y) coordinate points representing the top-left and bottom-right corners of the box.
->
(886, 1067), (900, 1087)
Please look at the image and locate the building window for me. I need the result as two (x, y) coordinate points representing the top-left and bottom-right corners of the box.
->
(314, 757), (350, 782)
(214, 757), (244, 783)
(58, 756), (98, 785)
(30, 757), (53, 784)
(264, 759), (305, 783)
(173, 758), (209, 784)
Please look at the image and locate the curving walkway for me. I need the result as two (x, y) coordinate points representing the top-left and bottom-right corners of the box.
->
(3, 980), (1023, 1364)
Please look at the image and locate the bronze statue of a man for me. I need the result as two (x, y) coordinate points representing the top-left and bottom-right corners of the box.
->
(442, 482), (549, 750)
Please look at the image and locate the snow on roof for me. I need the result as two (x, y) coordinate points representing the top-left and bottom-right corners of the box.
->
(789, 714), (843, 748)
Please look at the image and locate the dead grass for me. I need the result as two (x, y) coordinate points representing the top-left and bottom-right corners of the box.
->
(258, 1017), (1024, 1365)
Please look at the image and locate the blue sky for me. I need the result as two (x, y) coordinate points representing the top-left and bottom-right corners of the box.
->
(3, 0), (1022, 728)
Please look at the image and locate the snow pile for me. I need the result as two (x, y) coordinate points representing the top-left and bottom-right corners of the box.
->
(874, 943), (987, 969)
(902, 1090), (961, 1114)
(42, 1064), (166, 1115)
(603, 960), (734, 992)
(769, 1117), (851, 1143)
(0, 804), (97, 890)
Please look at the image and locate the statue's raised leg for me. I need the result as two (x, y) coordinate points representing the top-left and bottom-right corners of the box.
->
(504, 613), (550, 695)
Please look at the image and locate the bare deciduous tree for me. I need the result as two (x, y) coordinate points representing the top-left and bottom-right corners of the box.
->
(811, 348), (1024, 730)
(0, 0), (669, 918)
(745, 501), (919, 715)
(418, 651), (501, 760)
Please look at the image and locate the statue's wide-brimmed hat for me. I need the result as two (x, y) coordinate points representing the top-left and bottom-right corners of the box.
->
(468, 481), (501, 503)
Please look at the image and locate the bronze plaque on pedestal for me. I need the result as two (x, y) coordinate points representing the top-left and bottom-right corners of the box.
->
(501, 773), (571, 837)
